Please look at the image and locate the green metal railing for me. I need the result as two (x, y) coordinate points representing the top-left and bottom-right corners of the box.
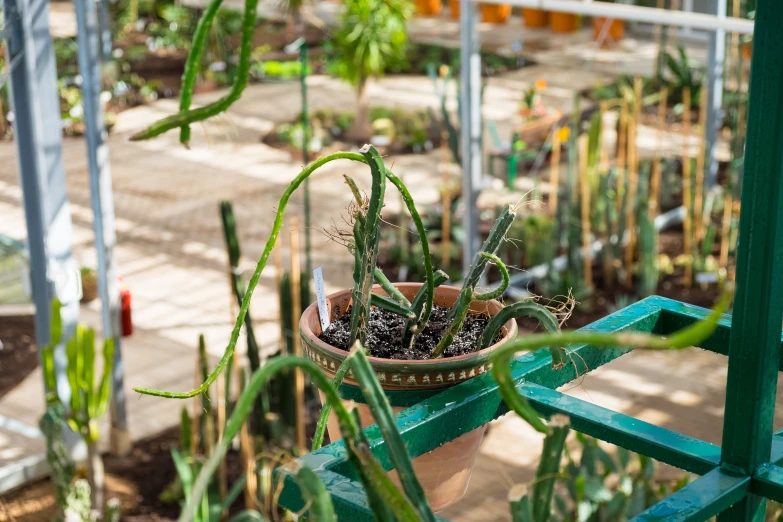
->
(279, 1), (783, 520)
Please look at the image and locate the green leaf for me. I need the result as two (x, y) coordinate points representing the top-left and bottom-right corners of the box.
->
(583, 476), (612, 504)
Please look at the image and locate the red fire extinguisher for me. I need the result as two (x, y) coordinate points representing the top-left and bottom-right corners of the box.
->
(119, 278), (133, 337)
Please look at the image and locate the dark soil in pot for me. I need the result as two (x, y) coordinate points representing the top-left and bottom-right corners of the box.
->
(318, 303), (503, 360)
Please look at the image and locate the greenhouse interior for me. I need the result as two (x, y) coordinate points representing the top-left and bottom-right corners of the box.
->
(0, 0), (781, 520)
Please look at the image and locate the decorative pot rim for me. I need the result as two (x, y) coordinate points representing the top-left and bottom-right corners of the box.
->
(299, 283), (517, 390)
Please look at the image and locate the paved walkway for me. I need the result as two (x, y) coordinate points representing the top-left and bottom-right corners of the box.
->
(0, 33), (747, 522)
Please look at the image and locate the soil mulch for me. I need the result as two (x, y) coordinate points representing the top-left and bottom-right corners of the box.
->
(319, 303), (503, 360)
(0, 314), (38, 399)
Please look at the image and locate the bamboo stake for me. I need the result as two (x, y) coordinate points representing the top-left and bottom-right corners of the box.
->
(719, 191), (733, 272)
(274, 241), (283, 352)
(682, 88), (693, 286)
(216, 367), (228, 513)
(650, 88), (668, 218)
(237, 362), (257, 510)
(289, 219), (306, 453)
(191, 355), (201, 456)
(694, 84), (708, 243)
(441, 133), (452, 269)
(578, 135), (593, 289)
(623, 77), (642, 287)
(549, 126), (562, 216)
(599, 103), (609, 176)
(669, 0), (680, 47)
(398, 174), (409, 273)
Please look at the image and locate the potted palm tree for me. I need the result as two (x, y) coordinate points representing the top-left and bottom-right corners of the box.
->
(331, 0), (412, 143)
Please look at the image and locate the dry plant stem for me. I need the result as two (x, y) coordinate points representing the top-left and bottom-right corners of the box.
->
(695, 83), (708, 243)
(217, 370), (227, 506)
(550, 127), (561, 216)
(492, 289), (733, 434)
(682, 88), (693, 286)
(290, 220), (307, 453)
(133, 151), (434, 399)
(479, 300), (566, 367)
(650, 88), (668, 217)
(178, 0), (225, 146)
(441, 135), (452, 267)
(624, 76), (642, 287)
(129, 0), (257, 141)
(578, 135), (593, 289)
(180, 356), (422, 522)
(474, 253), (508, 301)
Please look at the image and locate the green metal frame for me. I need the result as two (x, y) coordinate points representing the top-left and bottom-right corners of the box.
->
(279, 1), (783, 519)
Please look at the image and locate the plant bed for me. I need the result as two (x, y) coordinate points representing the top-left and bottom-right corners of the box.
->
(0, 313), (37, 399)
(263, 107), (442, 157)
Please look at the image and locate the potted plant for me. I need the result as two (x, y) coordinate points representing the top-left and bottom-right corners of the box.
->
(415, 0), (442, 16)
(292, 146), (566, 510)
(80, 267), (98, 303)
(480, 2), (512, 23)
(550, 11), (580, 33)
(522, 7), (548, 27)
(449, 0), (459, 18)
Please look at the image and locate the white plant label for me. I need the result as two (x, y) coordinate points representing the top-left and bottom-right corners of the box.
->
(314, 267), (331, 332)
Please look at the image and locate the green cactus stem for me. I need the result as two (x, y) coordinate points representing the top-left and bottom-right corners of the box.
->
(374, 267), (411, 307)
(291, 463), (337, 521)
(178, 0), (225, 146)
(480, 300), (567, 369)
(129, 0), (257, 142)
(432, 205), (517, 357)
(311, 356), (353, 451)
(400, 269), (449, 348)
(134, 150), (433, 400)
(180, 355), (422, 522)
(431, 287), (474, 358)
(371, 293), (416, 320)
(349, 145), (387, 346)
(348, 346), (436, 522)
(490, 289), (732, 434)
(532, 414), (570, 522)
(508, 485), (534, 522)
(474, 252), (509, 301)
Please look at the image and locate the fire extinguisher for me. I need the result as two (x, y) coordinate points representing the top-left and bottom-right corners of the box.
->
(119, 278), (133, 337)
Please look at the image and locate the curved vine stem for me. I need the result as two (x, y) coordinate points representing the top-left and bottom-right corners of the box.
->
(133, 151), (433, 399)
(474, 252), (509, 301)
(130, 0), (258, 142)
(480, 300), (567, 368)
(180, 355), (421, 522)
(490, 289), (733, 434)
(178, 0), (225, 147)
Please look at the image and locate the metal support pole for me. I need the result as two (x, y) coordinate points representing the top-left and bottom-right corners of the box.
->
(705, 0), (726, 189)
(719, 1), (783, 520)
(459, 0), (481, 278)
(4, 0), (79, 405)
(74, 0), (130, 455)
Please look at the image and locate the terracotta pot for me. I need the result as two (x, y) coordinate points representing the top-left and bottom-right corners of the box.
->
(300, 283), (517, 511)
(550, 11), (579, 33)
(449, 0), (459, 18)
(522, 8), (548, 28)
(480, 3), (511, 23)
(742, 40), (752, 61)
(592, 17), (624, 43)
(415, 0), (442, 16)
